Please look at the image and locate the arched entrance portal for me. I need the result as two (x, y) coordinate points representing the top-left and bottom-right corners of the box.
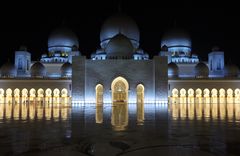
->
(111, 77), (129, 103)
(95, 84), (104, 105)
(136, 84), (144, 125)
(111, 76), (129, 131)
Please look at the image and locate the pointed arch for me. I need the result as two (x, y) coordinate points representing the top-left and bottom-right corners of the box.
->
(111, 76), (129, 103)
(172, 88), (179, 97)
(95, 84), (104, 105)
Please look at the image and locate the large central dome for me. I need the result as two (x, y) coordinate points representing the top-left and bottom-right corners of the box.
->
(48, 27), (79, 52)
(161, 29), (192, 55)
(100, 14), (140, 49)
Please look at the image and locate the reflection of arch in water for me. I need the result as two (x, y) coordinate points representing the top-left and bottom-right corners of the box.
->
(111, 76), (129, 103)
(136, 84), (144, 125)
(111, 103), (128, 131)
(96, 106), (103, 124)
(95, 84), (104, 105)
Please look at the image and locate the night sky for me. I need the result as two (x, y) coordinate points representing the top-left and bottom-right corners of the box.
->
(0, 1), (238, 67)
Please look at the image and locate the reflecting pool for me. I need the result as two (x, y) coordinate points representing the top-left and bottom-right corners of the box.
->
(1, 101), (240, 155)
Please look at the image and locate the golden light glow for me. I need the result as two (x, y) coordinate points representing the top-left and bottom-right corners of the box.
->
(111, 76), (129, 103)
(95, 84), (104, 106)
(170, 103), (240, 122)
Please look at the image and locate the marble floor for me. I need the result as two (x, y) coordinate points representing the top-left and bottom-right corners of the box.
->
(0, 102), (240, 156)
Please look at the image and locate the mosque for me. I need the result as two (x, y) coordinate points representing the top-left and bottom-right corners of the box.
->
(0, 13), (240, 105)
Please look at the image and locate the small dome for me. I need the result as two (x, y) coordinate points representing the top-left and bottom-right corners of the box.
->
(161, 29), (191, 54)
(48, 27), (79, 52)
(61, 62), (72, 77)
(168, 62), (179, 78)
(30, 62), (46, 77)
(100, 14), (140, 49)
(105, 34), (134, 59)
(224, 64), (239, 77)
(195, 62), (209, 78)
(0, 62), (17, 78)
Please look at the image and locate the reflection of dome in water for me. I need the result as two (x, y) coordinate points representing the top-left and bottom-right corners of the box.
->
(30, 62), (46, 77)
(168, 62), (179, 78)
(105, 34), (134, 59)
(61, 62), (72, 77)
(195, 62), (209, 78)
(224, 64), (239, 77)
(100, 13), (140, 49)
(0, 62), (17, 77)
(48, 27), (79, 52)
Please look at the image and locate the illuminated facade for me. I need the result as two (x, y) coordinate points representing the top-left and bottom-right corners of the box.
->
(0, 13), (239, 105)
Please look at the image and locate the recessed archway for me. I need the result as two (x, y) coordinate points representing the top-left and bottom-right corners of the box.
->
(234, 88), (240, 103)
(111, 76), (129, 104)
(0, 88), (4, 103)
(14, 88), (20, 104)
(61, 88), (68, 105)
(195, 88), (202, 98)
(95, 84), (104, 105)
(30, 88), (36, 101)
(187, 88), (194, 104)
(53, 88), (60, 104)
(172, 88), (179, 97)
(6, 88), (12, 103)
(136, 84), (144, 103)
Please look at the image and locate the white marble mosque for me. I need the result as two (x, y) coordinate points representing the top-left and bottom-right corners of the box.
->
(0, 13), (240, 105)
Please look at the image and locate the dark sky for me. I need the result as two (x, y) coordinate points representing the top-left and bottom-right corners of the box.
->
(0, 1), (238, 66)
